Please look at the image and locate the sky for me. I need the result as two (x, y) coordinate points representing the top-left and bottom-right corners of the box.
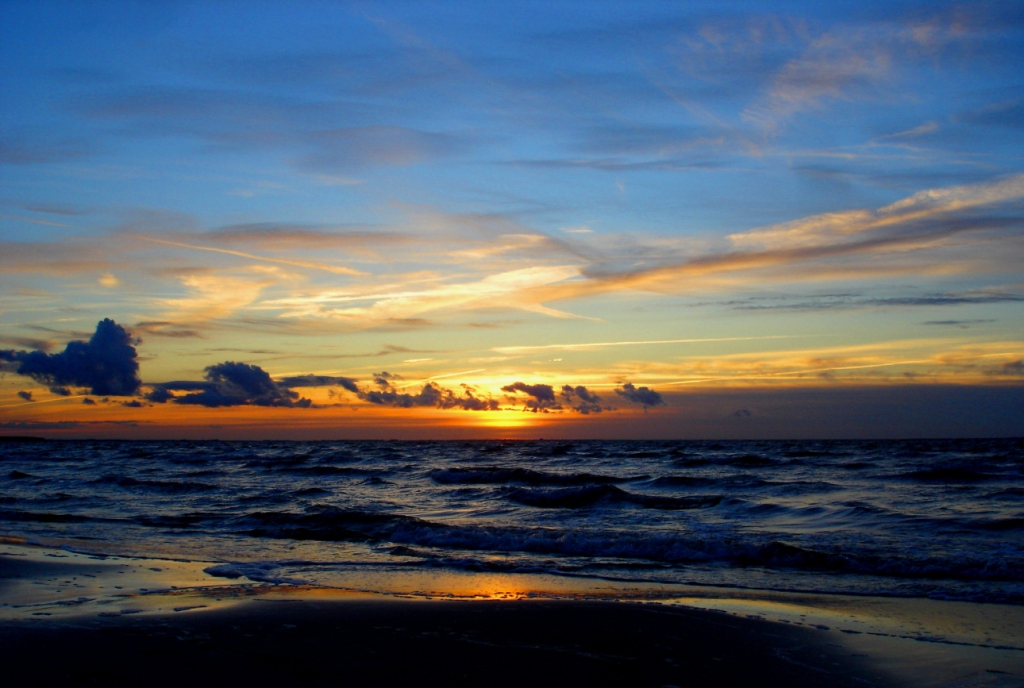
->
(1, 0), (1022, 439)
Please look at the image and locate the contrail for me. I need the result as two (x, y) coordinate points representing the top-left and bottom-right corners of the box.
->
(0, 394), (89, 408)
(660, 359), (934, 385)
(132, 235), (365, 276)
(492, 335), (804, 354)
(0, 214), (74, 228)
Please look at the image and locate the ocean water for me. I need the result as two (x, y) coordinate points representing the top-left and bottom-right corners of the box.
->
(1, 439), (1022, 603)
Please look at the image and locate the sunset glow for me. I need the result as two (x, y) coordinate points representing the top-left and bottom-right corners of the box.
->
(1, 2), (1021, 438)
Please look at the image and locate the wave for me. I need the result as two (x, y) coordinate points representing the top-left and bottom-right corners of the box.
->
(0, 508), (110, 523)
(429, 466), (635, 486)
(648, 475), (716, 488)
(235, 506), (1024, 583)
(901, 467), (994, 482)
(93, 475), (219, 492)
(275, 465), (381, 476)
(134, 512), (216, 528)
(970, 517), (1024, 531)
(506, 484), (722, 510)
(243, 453), (312, 468)
(294, 487), (330, 496)
(728, 454), (784, 467)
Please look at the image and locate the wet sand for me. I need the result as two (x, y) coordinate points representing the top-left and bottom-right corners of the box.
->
(2, 541), (1021, 687)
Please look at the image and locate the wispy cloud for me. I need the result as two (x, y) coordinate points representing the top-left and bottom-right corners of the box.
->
(133, 235), (364, 276)
(730, 174), (1024, 250)
(257, 265), (584, 324)
(160, 272), (275, 322)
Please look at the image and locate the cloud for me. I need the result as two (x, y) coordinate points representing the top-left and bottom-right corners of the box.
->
(299, 126), (467, 172)
(1000, 360), (1024, 376)
(133, 321), (204, 339)
(744, 29), (892, 129)
(145, 387), (175, 403)
(17, 391), (32, 402)
(560, 384), (605, 414)
(0, 133), (94, 165)
(149, 361), (310, 408)
(0, 319), (141, 396)
(730, 174), (1024, 251)
(714, 290), (1023, 313)
(515, 174), (1024, 307)
(0, 336), (56, 352)
(259, 265), (583, 324)
(501, 382), (561, 413)
(133, 235), (363, 276)
(358, 374), (499, 411)
(201, 223), (408, 258)
(0, 240), (113, 275)
(160, 273), (273, 322)
(615, 383), (665, 408)
(493, 335), (793, 355)
(922, 319), (997, 328)
(278, 374), (360, 394)
(963, 98), (1024, 130)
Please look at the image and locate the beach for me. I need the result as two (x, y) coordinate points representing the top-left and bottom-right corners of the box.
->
(2, 541), (1021, 687)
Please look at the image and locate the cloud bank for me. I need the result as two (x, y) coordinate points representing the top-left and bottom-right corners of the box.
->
(148, 361), (311, 408)
(0, 319), (141, 396)
(359, 372), (499, 411)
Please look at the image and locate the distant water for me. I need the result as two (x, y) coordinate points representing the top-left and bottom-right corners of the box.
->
(2, 439), (1022, 603)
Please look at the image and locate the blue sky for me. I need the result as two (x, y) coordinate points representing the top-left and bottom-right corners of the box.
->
(1, 1), (1022, 438)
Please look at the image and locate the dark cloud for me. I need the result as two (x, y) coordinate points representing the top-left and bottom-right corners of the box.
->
(359, 385), (440, 407)
(710, 290), (1024, 313)
(122, 400), (144, 408)
(0, 319), (141, 396)
(145, 387), (175, 403)
(17, 391), (32, 402)
(49, 386), (71, 396)
(133, 321), (204, 339)
(445, 385), (501, 411)
(502, 382), (561, 413)
(922, 319), (997, 328)
(150, 362), (310, 408)
(82, 398), (96, 405)
(1000, 359), (1024, 376)
(359, 375), (499, 411)
(0, 337), (56, 352)
(560, 385), (606, 414)
(376, 318), (435, 331)
(0, 421), (80, 431)
(373, 371), (402, 389)
(615, 383), (665, 409)
(278, 374), (360, 394)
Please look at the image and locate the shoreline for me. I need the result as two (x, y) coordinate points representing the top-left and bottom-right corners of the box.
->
(2, 540), (1022, 686)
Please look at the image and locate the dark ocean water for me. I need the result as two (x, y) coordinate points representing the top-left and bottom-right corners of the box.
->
(2, 439), (1022, 603)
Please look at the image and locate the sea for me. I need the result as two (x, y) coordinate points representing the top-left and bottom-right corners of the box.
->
(2, 438), (1022, 603)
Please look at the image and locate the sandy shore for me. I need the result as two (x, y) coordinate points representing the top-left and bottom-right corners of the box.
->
(2, 540), (1021, 687)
